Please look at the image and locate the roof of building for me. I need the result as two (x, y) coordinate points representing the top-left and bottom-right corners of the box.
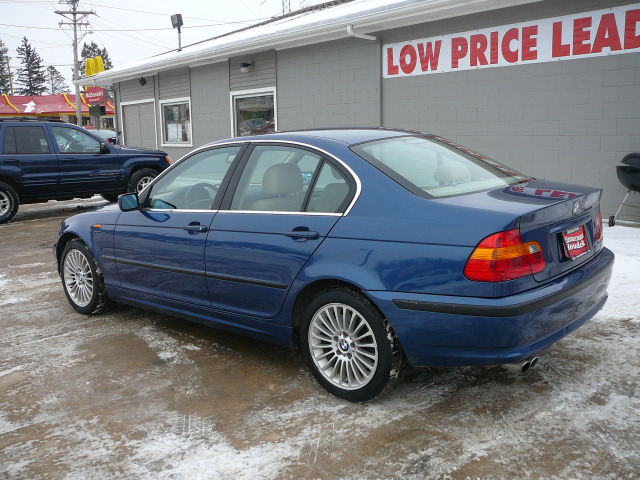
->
(0, 94), (114, 117)
(82, 0), (539, 87)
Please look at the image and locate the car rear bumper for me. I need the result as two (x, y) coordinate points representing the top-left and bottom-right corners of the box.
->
(365, 247), (614, 367)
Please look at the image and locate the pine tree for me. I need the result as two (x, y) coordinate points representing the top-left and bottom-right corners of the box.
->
(78, 41), (113, 76)
(15, 37), (46, 96)
(46, 66), (69, 94)
(0, 38), (12, 94)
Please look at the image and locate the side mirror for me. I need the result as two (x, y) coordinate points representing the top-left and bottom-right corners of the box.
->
(118, 193), (139, 212)
(100, 143), (110, 154)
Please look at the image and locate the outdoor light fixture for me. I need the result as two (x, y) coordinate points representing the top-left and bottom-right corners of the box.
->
(239, 61), (254, 73)
(171, 14), (184, 52)
(138, 75), (147, 86)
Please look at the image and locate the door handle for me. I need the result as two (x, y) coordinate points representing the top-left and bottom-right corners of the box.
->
(61, 158), (77, 163)
(284, 230), (319, 240)
(3, 159), (18, 164)
(182, 224), (208, 233)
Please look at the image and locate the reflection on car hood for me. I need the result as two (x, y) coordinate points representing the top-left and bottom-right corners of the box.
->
(114, 145), (166, 155)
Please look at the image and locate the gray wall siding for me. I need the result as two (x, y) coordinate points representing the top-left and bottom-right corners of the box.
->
(230, 50), (276, 91)
(381, 0), (640, 217)
(119, 77), (155, 103)
(277, 37), (379, 130)
(158, 68), (190, 100)
(190, 62), (232, 148)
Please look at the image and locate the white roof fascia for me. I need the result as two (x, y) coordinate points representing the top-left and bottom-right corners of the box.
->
(80, 0), (541, 87)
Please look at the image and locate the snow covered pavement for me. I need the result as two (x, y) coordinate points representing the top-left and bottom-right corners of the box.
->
(0, 201), (638, 479)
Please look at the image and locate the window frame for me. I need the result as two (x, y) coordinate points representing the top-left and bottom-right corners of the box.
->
(139, 143), (248, 212)
(229, 87), (277, 138)
(159, 96), (193, 147)
(219, 141), (357, 216)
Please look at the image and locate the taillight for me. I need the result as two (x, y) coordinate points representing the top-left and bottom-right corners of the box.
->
(595, 203), (603, 243)
(165, 155), (171, 164)
(464, 229), (545, 282)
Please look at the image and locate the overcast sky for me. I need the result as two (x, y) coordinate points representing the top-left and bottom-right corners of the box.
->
(1, 0), (320, 90)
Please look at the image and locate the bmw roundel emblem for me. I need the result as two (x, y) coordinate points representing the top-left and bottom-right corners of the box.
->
(572, 202), (580, 215)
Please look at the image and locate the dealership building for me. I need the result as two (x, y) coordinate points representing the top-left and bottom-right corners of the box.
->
(83, 0), (640, 217)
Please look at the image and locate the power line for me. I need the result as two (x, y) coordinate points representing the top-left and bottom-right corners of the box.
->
(0, 22), (267, 31)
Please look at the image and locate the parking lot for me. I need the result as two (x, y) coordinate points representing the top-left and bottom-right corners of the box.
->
(1, 198), (639, 479)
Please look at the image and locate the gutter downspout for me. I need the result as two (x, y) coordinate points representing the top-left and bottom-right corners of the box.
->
(346, 25), (382, 127)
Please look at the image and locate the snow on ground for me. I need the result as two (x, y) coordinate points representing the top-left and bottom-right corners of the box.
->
(0, 218), (638, 479)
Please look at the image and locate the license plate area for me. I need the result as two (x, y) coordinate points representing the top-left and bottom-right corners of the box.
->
(562, 224), (590, 260)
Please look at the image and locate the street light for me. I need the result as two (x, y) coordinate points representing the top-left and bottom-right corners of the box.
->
(171, 14), (183, 52)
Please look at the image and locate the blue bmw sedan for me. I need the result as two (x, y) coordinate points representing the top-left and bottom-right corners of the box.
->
(55, 129), (614, 401)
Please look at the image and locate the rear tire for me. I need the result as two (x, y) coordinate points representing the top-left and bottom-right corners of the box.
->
(0, 181), (19, 225)
(300, 287), (405, 402)
(127, 168), (157, 194)
(60, 240), (111, 315)
(608, 215), (616, 227)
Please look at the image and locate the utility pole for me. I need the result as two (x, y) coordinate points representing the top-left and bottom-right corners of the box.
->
(6, 57), (14, 95)
(55, 0), (94, 126)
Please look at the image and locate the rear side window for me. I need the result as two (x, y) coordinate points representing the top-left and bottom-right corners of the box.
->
(351, 135), (529, 198)
(2, 126), (50, 154)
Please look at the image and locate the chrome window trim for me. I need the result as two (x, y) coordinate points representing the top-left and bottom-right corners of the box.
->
(143, 139), (362, 216)
(208, 139), (362, 216)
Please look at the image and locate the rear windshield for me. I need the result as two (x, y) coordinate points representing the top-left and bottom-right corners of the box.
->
(351, 135), (529, 198)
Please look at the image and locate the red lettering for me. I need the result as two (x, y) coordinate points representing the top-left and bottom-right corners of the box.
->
(521, 25), (538, 61)
(535, 189), (552, 196)
(552, 21), (571, 57)
(399, 44), (417, 74)
(573, 17), (592, 55)
(451, 37), (468, 68)
(624, 8), (640, 49)
(592, 13), (622, 53)
(490, 31), (499, 64)
(387, 48), (398, 75)
(470, 34), (488, 66)
(550, 190), (568, 198)
(501, 28), (519, 63)
(417, 40), (442, 71)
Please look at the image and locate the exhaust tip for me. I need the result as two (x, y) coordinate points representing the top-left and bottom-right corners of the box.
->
(530, 356), (539, 368)
(521, 361), (531, 373)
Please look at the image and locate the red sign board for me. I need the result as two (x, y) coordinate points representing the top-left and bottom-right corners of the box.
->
(85, 86), (105, 105)
(562, 225), (590, 260)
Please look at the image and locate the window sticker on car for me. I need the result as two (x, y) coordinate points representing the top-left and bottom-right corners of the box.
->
(562, 225), (590, 260)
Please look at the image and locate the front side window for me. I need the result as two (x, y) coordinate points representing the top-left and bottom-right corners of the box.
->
(146, 146), (241, 210)
(161, 99), (191, 145)
(233, 90), (276, 137)
(3, 126), (50, 154)
(352, 135), (529, 198)
(52, 126), (101, 154)
(230, 145), (321, 212)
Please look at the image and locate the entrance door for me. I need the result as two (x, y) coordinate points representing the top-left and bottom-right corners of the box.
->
(122, 102), (156, 148)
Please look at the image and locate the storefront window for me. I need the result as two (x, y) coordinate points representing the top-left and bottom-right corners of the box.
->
(233, 90), (276, 137)
(161, 99), (191, 145)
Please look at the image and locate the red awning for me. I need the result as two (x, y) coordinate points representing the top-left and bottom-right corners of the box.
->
(0, 94), (114, 116)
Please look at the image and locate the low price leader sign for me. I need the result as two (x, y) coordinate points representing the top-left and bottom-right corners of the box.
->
(85, 86), (106, 105)
(384, 4), (640, 77)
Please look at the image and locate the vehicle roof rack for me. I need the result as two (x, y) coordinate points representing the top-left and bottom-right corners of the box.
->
(0, 117), (69, 123)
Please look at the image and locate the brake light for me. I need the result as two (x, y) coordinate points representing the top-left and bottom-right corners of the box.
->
(464, 229), (545, 282)
(595, 203), (603, 243)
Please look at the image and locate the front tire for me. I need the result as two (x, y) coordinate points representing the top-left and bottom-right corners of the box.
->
(301, 288), (405, 402)
(0, 181), (19, 224)
(127, 168), (157, 194)
(60, 240), (110, 315)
